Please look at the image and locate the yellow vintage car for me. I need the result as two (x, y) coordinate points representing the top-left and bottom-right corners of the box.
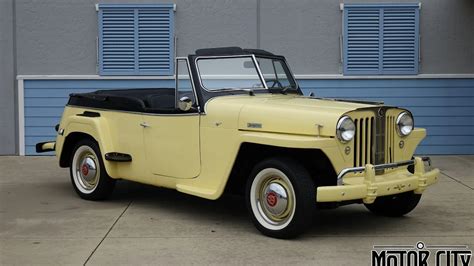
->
(37, 47), (439, 238)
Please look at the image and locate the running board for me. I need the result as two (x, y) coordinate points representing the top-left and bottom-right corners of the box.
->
(105, 152), (132, 162)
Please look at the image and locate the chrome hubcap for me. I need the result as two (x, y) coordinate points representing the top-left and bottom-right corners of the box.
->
(252, 169), (296, 228)
(73, 147), (100, 192)
(79, 157), (97, 183)
(263, 182), (289, 217)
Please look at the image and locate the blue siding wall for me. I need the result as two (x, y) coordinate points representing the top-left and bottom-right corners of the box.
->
(300, 78), (474, 154)
(24, 78), (474, 155)
(24, 79), (174, 155)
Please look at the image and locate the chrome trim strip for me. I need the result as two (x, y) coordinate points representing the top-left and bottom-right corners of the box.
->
(251, 54), (268, 90)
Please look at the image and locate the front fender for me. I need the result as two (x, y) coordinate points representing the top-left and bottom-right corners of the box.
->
(238, 131), (347, 177)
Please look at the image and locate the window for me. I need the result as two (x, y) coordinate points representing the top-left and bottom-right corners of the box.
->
(343, 4), (420, 75)
(98, 4), (174, 75)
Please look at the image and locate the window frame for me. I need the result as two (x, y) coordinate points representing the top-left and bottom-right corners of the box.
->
(342, 3), (420, 75)
(98, 4), (175, 76)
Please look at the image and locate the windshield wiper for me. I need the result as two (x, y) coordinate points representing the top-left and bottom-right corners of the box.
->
(215, 87), (256, 96)
(268, 86), (295, 95)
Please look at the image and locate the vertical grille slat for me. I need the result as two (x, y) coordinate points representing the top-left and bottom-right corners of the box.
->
(370, 117), (374, 164)
(385, 116), (389, 163)
(354, 119), (360, 167)
(360, 119), (366, 166)
(384, 115), (395, 164)
(365, 118), (369, 165)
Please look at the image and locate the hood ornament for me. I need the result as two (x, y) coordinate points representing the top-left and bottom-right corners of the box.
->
(378, 108), (385, 117)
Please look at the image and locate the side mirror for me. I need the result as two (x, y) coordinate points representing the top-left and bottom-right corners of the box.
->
(178, 96), (193, 111)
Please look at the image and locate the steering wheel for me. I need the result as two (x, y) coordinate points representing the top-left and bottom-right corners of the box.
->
(266, 79), (283, 88)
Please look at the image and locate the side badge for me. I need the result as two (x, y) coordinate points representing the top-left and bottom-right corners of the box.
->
(247, 123), (262, 129)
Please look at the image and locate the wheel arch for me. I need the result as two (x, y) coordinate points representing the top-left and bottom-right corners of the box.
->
(59, 132), (97, 167)
(57, 116), (114, 168)
(224, 142), (337, 195)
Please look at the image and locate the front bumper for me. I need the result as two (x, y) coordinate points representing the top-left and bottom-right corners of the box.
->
(316, 157), (439, 203)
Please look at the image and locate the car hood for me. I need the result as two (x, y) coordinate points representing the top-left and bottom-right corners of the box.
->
(205, 94), (378, 137)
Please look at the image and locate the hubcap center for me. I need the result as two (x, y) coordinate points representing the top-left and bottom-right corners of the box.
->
(81, 164), (89, 176)
(79, 156), (97, 183)
(266, 191), (278, 207)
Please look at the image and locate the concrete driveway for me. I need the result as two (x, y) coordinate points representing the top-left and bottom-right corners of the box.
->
(0, 156), (473, 265)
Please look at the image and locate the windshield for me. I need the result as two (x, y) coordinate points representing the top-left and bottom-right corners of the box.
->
(255, 57), (297, 90)
(196, 56), (297, 92)
(197, 57), (265, 91)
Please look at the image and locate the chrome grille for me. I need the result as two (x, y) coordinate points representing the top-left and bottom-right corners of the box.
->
(352, 109), (395, 167)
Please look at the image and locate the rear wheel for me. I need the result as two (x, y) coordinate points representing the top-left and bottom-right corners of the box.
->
(364, 191), (421, 217)
(70, 139), (115, 200)
(245, 157), (315, 239)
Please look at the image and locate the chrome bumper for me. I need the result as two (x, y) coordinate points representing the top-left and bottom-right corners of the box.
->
(316, 157), (439, 203)
(337, 156), (431, 185)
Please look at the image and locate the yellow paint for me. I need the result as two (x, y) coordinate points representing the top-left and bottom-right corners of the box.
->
(317, 160), (439, 202)
(54, 93), (438, 202)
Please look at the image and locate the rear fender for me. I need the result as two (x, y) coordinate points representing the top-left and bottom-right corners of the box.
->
(59, 116), (119, 178)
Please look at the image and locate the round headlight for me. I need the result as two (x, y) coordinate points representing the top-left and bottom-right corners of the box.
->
(396, 111), (414, 136)
(336, 116), (355, 142)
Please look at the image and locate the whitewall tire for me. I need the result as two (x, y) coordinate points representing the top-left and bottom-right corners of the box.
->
(69, 139), (115, 200)
(246, 157), (316, 239)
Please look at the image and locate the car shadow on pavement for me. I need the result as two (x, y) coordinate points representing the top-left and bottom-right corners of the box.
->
(101, 180), (413, 239)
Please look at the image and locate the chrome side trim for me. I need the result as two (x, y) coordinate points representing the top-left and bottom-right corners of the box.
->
(336, 157), (431, 184)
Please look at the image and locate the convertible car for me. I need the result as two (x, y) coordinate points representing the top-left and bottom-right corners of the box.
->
(37, 47), (439, 238)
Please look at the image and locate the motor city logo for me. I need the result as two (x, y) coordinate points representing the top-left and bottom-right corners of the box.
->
(371, 241), (471, 266)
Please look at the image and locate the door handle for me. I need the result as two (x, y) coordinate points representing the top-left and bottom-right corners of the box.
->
(140, 122), (150, 128)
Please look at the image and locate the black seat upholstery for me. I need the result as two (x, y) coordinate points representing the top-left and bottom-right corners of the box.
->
(68, 88), (197, 114)
(145, 94), (175, 109)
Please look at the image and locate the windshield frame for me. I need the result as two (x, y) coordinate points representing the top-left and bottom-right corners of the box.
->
(254, 55), (299, 92)
(194, 54), (300, 93)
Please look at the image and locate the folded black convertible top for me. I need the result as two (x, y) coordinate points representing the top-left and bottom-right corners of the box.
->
(68, 88), (178, 113)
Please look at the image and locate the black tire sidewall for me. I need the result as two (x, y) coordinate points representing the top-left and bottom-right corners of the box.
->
(245, 157), (316, 239)
(365, 192), (421, 217)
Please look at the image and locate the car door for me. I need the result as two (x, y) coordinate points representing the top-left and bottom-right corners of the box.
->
(142, 58), (201, 178)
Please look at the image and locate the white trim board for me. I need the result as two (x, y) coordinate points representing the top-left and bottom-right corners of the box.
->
(17, 74), (474, 80)
(17, 79), (25, 156)
(295, 74), (474, 79)
(16, 75), (175, 80)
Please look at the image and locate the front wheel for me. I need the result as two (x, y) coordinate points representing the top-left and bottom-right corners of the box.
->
(364, 191), (421, 217)
(245, 157), (316, 239)
(69, 139), (115, 201)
